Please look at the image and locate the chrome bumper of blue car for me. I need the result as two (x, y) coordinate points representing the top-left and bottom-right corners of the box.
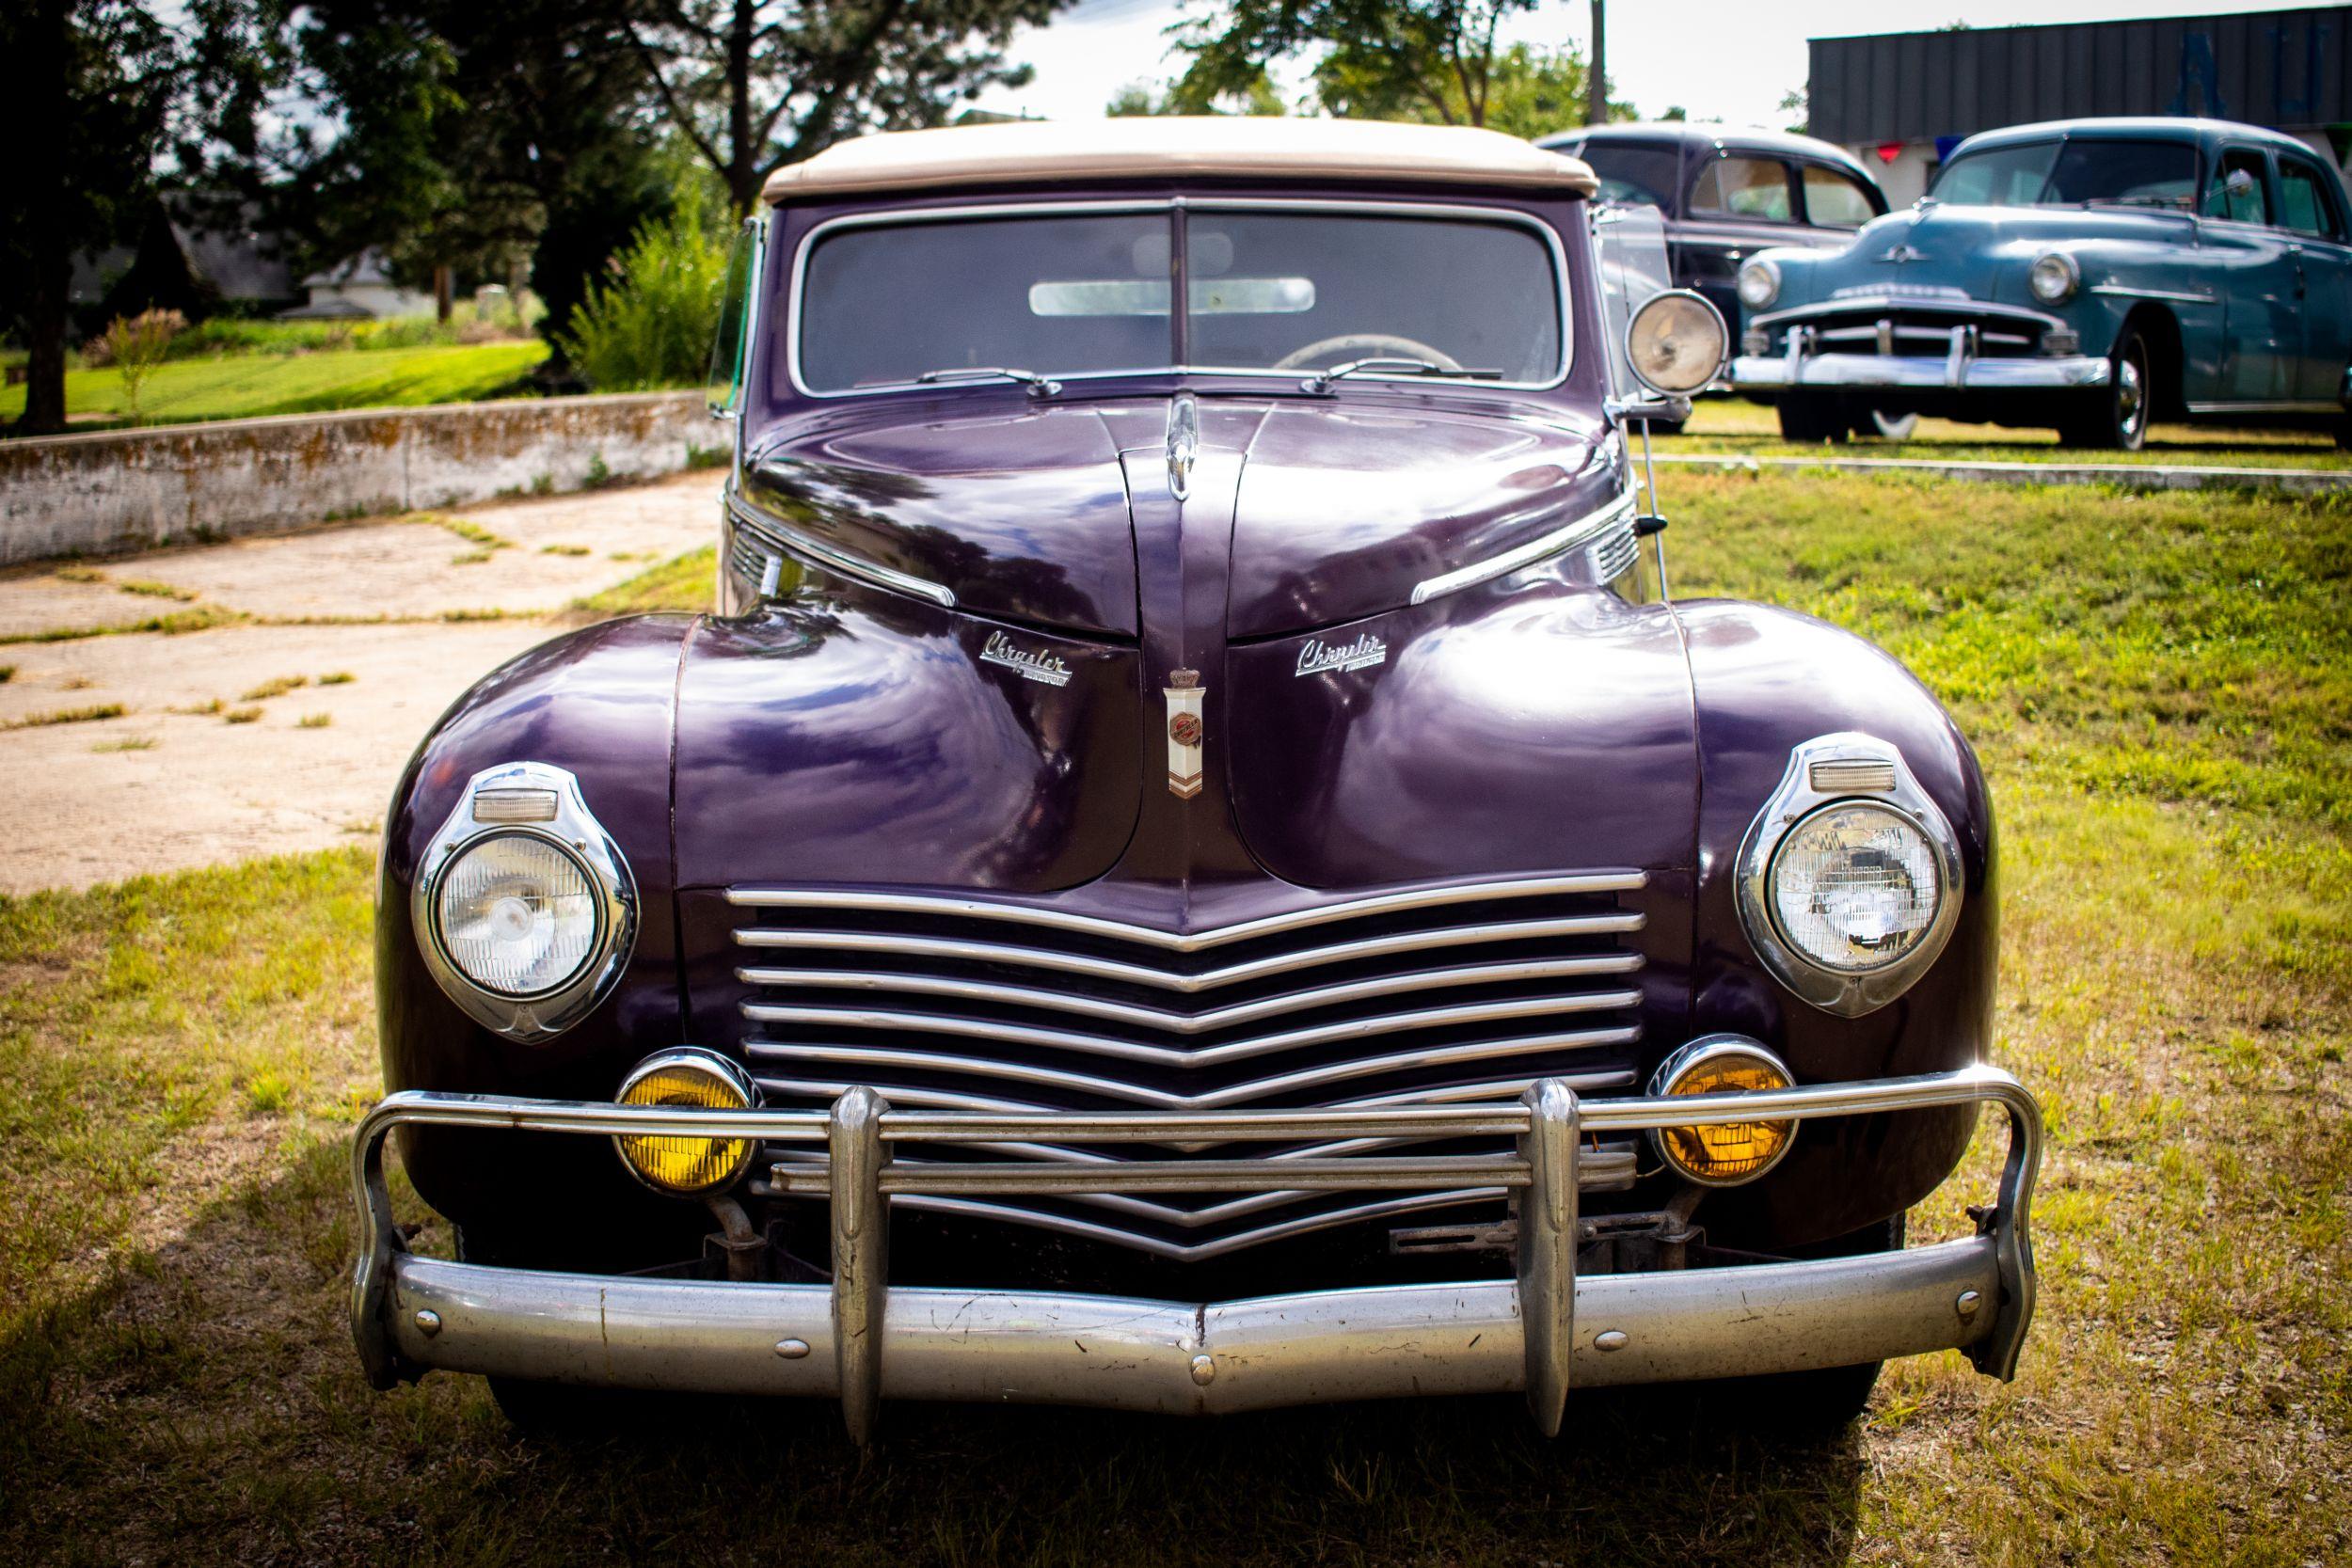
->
(350, 1067), (2041, 1443)
(1732, 321), (2110, 394)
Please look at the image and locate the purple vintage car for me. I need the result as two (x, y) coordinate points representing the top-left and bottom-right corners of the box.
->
(353, 119), (2040, 1441)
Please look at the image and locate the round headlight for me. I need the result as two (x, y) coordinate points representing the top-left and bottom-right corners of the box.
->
(432, 832), (602, 997)
(1768, 801), (1945, 974)
(2028, 251), (2079, 303)
(1737, 258), (1781, 310)
(1648, 1036), (1796, 1186)
(614, 1049), (758, 1195)
(1624, 289), (1728, 396)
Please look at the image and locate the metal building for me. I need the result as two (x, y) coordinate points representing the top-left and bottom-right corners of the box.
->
(1809, 7), (2352, 204)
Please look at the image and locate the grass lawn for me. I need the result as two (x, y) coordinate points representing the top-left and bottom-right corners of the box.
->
(3, 471), (2348, 1564)
(1669, 396), (2352, 470)
(0, 341), (548, 430)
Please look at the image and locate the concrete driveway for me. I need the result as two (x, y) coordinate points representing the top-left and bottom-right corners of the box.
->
(0, 471), (722, 894)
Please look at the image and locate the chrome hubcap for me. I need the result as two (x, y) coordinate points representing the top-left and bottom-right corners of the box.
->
(2117, 356), (2146, 438)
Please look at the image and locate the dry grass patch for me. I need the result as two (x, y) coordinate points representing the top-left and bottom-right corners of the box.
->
(3, 704), (125, 731)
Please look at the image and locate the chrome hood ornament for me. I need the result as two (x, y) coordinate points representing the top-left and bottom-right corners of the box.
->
(1164, 668), (1204, 798)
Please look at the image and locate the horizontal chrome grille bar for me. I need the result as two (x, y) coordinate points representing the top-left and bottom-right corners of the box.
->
(768, 1152), (1529, 1196)
(732, 913), (1645, 990)
(736, 954), (1641, 1029)
(740, 989), (1644, 1068)
(744, 1030), (1642, 1109)
(886, 1191), (1516, 1261)
(725, 872), (1647, 952)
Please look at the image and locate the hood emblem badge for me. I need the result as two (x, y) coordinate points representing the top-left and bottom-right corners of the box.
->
(1164, 668), (1204, 798)
(979, 629), (1073, 688)
(1295, 633), (1388, 677)
(1166, 392), (1200, 501)
(1882, 243), (1929, 265)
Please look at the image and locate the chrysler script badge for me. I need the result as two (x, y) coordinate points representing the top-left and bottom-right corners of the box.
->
(979, 629), (1073, 687)
(1295, 633), (1388, 677)
(1164, 668), (1204, 798)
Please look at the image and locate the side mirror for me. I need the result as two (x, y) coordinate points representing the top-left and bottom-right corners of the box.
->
(2226, 167), (2257, 197)
(1622, 288), (1727, 401)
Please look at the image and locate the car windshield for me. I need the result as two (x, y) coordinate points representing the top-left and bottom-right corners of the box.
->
(1560, 140), (1683, 208)
(791, 206), (1564, 394)
(1931, 138), (2200, 210)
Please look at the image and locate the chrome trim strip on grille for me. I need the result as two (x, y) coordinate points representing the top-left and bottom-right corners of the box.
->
(742, 990), (1643, 1069)
(743, 1034), (1640, 1109)
(736, 955), (1641, 1031)
(727, 492), (957, 609)
(1409, 485), (1638, 607)
(884, 1191), (1514, 1261)
(732, 912), (1645, 990)
(725, 872), (1648, 952)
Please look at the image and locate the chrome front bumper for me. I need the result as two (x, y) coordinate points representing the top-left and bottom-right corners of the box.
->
(1732, 323), (2110, 393)
(351, 1068), (2041, 1442)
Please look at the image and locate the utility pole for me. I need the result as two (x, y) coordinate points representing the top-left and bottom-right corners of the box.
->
(1586, 0), (1607, 124)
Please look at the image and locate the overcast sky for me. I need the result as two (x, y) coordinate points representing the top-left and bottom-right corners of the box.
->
(970, 0), (2312, 129)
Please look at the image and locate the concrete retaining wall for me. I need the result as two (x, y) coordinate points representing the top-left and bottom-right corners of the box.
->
(0, 392), (722, 565)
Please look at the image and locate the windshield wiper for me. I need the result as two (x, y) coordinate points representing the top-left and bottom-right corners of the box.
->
(911, 365), (1063, 397)
(1301, 357), (1502, 395)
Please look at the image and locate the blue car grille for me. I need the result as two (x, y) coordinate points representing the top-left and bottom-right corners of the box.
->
(725, 874), (1650, 1259)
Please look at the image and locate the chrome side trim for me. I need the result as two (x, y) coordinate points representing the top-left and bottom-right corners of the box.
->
(727, 492), (956, 608)
(725, 871), (1647, 951)
(740, 990), (1643, 1068)
(737, 955), (1642, 1030)
(352, 1066), (2040, 1427)
(739, 1033), (1642, 1109)
(2088, 282), (2214, 304)
(2183, 398), (2344, 414)
(732, 912), (1646, 990)
(784, 197), (1575, 401)
(1409, 484), (1639, 606)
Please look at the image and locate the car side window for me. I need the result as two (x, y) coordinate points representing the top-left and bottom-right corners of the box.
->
(1691, 156), (1794, 222)
(2202, 149), (2272, 224)
(2278, 157), (2345, 240)
(1800, 166), (1878, 228)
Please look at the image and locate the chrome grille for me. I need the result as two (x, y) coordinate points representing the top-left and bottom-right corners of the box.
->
(727, 874), (1650, 1259)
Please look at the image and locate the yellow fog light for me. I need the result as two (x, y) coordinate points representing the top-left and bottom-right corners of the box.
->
(1648, 1037), (1796, 1186)
(612, 1048), (758, 1195)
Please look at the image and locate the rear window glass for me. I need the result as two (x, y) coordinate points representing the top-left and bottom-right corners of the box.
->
(2279, 159), (2343, 238)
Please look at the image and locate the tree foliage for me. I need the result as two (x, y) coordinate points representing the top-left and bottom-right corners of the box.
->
(632, 0), (1074, 214)
(557, 184), (732, 390)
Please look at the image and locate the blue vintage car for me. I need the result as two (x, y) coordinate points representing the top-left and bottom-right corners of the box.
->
(1730, 117), (2352, 449)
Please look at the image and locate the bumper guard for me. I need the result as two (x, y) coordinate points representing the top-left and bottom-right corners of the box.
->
(352, 1066), (2040, 1442)
(1732, 323), (2110, 393)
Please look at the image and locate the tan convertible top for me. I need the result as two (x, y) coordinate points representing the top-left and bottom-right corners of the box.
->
(763, 118), (1599, 203)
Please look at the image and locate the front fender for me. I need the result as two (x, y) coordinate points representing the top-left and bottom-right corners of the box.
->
(1677, 600), (1996, 1245)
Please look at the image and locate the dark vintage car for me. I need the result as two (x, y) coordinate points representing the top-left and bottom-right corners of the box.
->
(1536, 122), (1890, 337)
(1731, 117), (2352, 448)
(352, 119), (2040, 1442)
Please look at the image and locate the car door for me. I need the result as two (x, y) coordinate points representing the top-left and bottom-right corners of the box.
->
(2196, 144), (2299, 403)
(1681, 151), (1810, 327)
(2273, 149), (2352, 403)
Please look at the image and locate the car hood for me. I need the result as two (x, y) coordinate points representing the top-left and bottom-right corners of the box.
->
(743, 393), (1623, 643)
(1774, 201), (2196, 305)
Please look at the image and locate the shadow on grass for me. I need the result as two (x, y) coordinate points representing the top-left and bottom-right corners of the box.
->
(3, 1139), (1867, 1567)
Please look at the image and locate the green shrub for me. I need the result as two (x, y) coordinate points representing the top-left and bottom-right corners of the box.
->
(559, 189), (728, 392)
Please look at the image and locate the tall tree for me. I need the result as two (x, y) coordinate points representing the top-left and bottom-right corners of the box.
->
(1, 0), (285, 435)
(1172, 0), (1590, 128)
(631, 0), (1073, 215)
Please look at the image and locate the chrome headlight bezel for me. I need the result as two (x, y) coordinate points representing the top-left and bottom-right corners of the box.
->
(1737, 257), (1781, 310)
(412, 761), (638, 1041)
(2027, 250), (2079, 304)
(1734, 734), (1965, 1018)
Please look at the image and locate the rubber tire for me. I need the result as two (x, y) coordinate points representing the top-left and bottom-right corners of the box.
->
(1694, 1213), (1907, 1435)
(2058, 328), (2152, 451)
(1776, 396), (1851, 444)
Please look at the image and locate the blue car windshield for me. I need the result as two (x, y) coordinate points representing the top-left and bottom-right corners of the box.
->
(1931, 138), (2199, 211)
